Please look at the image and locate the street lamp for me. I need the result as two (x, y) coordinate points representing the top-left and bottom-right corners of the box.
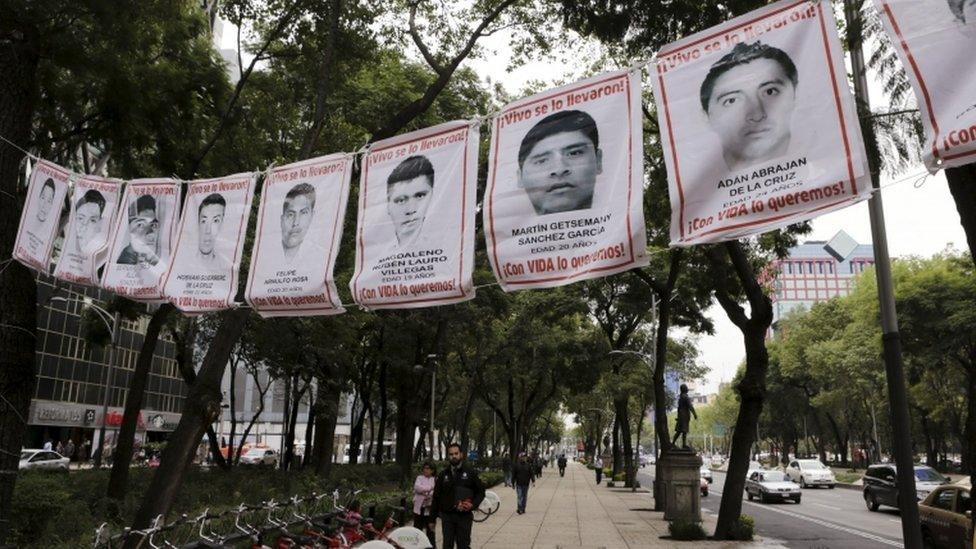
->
(50, 296), (121, 468)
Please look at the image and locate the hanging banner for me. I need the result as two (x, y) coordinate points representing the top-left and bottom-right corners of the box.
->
(162, 173), (256, 314)
(350, 120), (478, 309)
(101, 179), (181, 301)
(246, 154), (352, 317)
(53, 175), (122, 286)
(13, 160), (70, 272)
(874, 0), (976, 171)
(483, 70), (648, 291)
(652, 0), (871, 246)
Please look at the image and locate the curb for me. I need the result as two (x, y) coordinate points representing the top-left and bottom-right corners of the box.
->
(835, 482), (862, 491)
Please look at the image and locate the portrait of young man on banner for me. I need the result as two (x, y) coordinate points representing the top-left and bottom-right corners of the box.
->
(13, 160), (70, 272)
(53, 175), (121, 286)
(162, 173), (255, 314)
(100, 179), (181, 301)
(484, 69), (648, 292)
(875, 0), (976, 171)
(246, 154), (352, 318)
(652, 0), (871, 246)
(350, 120), (478, 310)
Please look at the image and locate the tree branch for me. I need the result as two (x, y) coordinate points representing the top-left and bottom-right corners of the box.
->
(408, 1), (445, 76)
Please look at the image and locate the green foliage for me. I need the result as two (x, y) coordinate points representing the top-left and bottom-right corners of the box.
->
(668, 519), (707, 541)
(726, 514), (755, 541)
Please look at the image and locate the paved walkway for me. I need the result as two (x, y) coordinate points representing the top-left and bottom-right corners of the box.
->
(471, 462), (777, 548)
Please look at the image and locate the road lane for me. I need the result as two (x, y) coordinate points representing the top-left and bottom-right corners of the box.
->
(637, 468), (906, 548)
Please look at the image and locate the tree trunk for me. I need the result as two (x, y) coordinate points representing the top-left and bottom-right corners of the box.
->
(0, 15), (40, 544)
(710, 242), (774, 540)
(946, 164), (976, 265)
(611, 413), (621, 477)
(107, 304), (172, 499)
(312, 379), (340, 477)
(374, 361), (388, 464)
(127, 308), (248, 540)
(282, 376), (304, 471)
(614, 396), (635, 487)
(303, 388), (315, 469)
(714, 324), (770, 539)
(458, 382), (477, 453)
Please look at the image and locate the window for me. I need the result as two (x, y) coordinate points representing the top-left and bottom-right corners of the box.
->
(933, 489), (955, 511)
(958, 489), (971, 513)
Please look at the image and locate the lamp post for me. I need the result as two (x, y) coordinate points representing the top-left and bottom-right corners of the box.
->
(51, 296), (120, 468)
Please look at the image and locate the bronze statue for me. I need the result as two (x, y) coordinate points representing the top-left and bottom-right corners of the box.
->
(671, 384), (698, 449)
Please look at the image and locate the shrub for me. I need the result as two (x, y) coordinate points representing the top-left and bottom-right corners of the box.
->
(669, 519), (707, 540)
(727, 514), (755, 541)
(480, 471), (504, 488)
(613, 472), (626, 482)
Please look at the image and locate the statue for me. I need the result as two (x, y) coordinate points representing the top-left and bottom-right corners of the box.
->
(671, 384), (698, 450)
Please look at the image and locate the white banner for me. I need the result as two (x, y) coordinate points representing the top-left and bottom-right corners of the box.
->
(101, 179), (181, 301)
(875, 0), (976, 171)
(162, 173), (256, 313)
(53, 175), (121, 286)
(350, 120), (478, 309)
(13, 160), (70, 272)
(246, 154), (352, 317)
(484, 70), (648, 291)
(652, 0), (871, 246)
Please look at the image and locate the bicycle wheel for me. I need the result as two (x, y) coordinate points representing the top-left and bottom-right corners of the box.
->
(480, 491), (501, 514)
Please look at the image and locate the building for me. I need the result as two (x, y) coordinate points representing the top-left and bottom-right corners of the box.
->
(769, 230), (875, 328)
(27, 277), (187, 457)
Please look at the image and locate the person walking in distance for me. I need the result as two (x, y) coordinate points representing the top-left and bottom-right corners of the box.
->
(502, 453), (512, 488)
(557, 454), (567, 477)
(433, 443), (486, 549)
(594, 456), (604, 484)
(413, 461), (438, 548)
(512, 453), (535, 515)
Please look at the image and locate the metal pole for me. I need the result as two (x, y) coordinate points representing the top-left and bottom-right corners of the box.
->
(94, 312), (121, 468)
(844, 1), (921, 546)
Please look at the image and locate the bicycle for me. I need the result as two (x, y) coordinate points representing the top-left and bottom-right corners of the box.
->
(472, 491), (501, 523)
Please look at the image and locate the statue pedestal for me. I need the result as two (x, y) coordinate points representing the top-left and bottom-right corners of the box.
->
(659, 449), (702, 523)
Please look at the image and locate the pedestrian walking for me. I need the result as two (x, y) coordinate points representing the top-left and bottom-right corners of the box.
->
(433, 443), (486, 549)
(594, 456), (604, 484)
(502, 453), (512, 487)
(413, 461), (438, 548)
(512, 453), (534, 514)
(65, 439), (75, 462)
(557, 454), (567, 477)
(43, 439), (52, 451)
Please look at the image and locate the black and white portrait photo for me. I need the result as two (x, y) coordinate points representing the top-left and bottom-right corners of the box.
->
(700, 41), (798, 172)
(386, 155), (434, 248)
(196, 193), (226, 267)
(117, 194), (162, 266)
(14, 161), (70, 272)
(517, 110), (603, 216)
(280, 182), (315, 262)
(947, 0), (976, 23)
(71, 189), (107, 255)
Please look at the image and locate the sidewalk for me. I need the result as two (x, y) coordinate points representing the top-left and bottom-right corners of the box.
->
(471, 462), (778, 548)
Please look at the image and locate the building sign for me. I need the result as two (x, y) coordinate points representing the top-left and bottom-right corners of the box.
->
(29, 400), (180, 431)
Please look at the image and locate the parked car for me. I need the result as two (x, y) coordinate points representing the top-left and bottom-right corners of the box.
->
(746, 460), (765, 480)
(919, 485), (972, 549)
(785, 459), (836, 489)
(746, 470), (801, 504)
(239, 447), (278, 467)
(863, 464), (950, 512)
(700, 465), (713, 484)
(19, 449), (69, 471)
(700, 475), (709, 497)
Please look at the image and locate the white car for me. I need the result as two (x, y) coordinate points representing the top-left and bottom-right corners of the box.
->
(785, 459), (836, 489)
(746, 470), (801, 504)
(239, 448), (278, 467)
(700, 465), (713, 483)
(19, 449), (69, 471)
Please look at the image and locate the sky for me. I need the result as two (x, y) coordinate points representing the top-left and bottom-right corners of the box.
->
(218, 11), (969, 396)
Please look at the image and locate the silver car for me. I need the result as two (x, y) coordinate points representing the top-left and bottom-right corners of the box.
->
(785, 459), (836, 489)
(746, 470), (801, 504)
(19, 449), (69, 471)
(239, 448), (278, 467)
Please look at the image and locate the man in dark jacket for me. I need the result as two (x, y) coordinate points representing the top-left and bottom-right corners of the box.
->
(557, 454), (567, 477)
(433, 443), (486, 549)
(512, 453), (535, 514)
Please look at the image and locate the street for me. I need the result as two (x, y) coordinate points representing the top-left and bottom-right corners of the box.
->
(638, 468), (905, 548)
